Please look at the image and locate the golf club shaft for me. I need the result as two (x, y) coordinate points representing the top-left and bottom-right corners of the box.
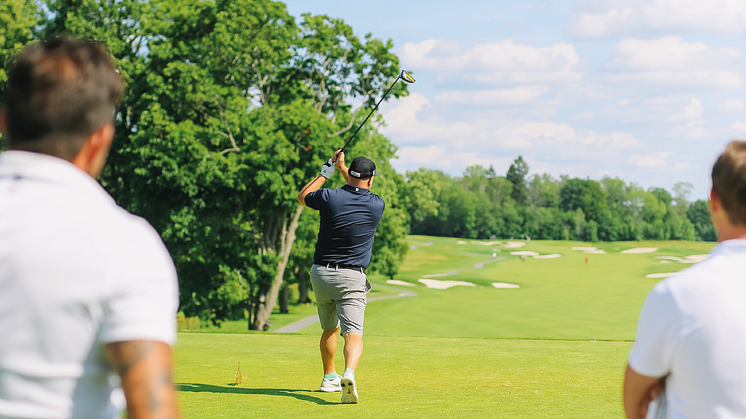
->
(338, 76), (401, 155)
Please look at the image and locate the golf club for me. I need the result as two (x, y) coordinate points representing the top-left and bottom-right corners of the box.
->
(324, 70), (415, 167)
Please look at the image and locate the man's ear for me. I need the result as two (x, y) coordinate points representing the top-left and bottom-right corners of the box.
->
(367, 177), (374, 188)
(709, 188), (720, 212)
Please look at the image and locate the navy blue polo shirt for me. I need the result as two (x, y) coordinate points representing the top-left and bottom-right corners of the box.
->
(304, 184), (385, 268)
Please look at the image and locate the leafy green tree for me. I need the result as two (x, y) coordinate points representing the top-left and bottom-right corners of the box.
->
(402, 168), (440, 224)
(506, 156), (529, 205)
(687, 199), (717, 241)
(0, 0), (38, 148)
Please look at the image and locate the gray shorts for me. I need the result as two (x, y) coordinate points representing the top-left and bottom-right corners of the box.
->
(310, 264), (372, 336)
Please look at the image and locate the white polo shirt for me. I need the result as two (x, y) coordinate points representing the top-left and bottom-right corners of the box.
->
(0, 151), (179, 419)
(629, 238), (746, 418)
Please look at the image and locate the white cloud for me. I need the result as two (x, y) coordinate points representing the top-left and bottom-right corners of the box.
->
(629, 152), (672, 168)
(573, 112), (594, 121)
(716, 99), (746, 114)
(666, 97), (704, 122)
(599, 94), (705, 123)
(604, 37), (743, 88)
(629, 152), (690, 171)
(399, 39), (583, 84)
(382, 94), (642, 174)
(433, 86), (550, 106)
(731, 118), (746, 133)
(567, 0), (746, 38)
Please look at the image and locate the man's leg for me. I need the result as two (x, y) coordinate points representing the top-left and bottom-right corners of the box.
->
(343, 332), (363, 372)
(321, 327), (340, 374)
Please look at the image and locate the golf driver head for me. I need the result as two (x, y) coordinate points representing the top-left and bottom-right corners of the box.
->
(400, 70), (415, 84)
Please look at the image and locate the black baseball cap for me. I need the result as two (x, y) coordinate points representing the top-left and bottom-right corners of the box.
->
(348, 157), (378, 179)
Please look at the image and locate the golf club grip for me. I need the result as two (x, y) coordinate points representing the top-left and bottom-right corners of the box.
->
(338, 76), (401, 155)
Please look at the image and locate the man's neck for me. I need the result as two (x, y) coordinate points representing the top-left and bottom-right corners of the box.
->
(718, 226), (746, 242)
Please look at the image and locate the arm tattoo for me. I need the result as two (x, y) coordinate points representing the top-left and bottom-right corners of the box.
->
(108, 341), (155, 377)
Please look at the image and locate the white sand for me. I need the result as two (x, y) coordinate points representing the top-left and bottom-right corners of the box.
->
(492, 282), (520, 289)
(503, 241), (527, 248)
(534, 254), (562, 259)
(457, 241), (468, 244)
(418, 279), (477, 289)
(511, 251), (539, 256)
(509, 251), (561, 259)
(621, 247), (658, 254)
(386, 280), (416, 287)
(646, 272), (676, 278)
(655, 254), (709, 264)
(685, 254), (709, 263)
(477, 241), (502, 246)
(572, 247), (606, 254)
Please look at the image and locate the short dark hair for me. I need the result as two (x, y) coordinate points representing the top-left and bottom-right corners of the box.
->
(712, 140), (746, 225)
(3, 38), (123, 161)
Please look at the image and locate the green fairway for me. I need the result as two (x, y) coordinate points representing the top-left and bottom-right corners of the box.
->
(294, 237), (715, 340)
(176, 237), (715, 417)
(176, 333), (631, 418)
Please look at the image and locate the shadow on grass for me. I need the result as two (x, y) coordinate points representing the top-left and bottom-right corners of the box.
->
(177, 383), (335, 405)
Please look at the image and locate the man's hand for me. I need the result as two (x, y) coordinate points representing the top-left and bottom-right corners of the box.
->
(320, 157), (336, 179)
(105, 341), (180, 419)
(334, 149), (345, 168)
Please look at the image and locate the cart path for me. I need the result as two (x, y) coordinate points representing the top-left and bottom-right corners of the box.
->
(272, 283), (417, 334)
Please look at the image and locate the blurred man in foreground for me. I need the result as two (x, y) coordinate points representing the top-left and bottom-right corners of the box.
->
(624, 140), (746, 419)
(0, 39), (180, 419)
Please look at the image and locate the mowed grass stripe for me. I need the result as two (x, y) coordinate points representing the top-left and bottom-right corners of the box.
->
(175, 333), (630, 418)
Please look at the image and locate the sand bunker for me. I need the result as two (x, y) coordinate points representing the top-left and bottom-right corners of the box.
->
(510, 251), (562, 259)
(511, 251), (539, 256)
(572, 247), (607, 254)
(418, 279), (476, 289)
(477, 241), (502, 246)
(621, 247), (658, 254)
(646, 273), (676, 279)
(492, 282), (520, 289)
(386, 280), (416, 287)
(655, 254), (709, 264)
(503, 241), (527, 248)
(457, 241), (468, 244)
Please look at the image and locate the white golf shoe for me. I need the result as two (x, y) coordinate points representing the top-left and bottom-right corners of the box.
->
(319, 375), (342, 392)
(340, 372), (358, 404)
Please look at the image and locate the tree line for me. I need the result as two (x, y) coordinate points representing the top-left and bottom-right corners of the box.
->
(1, 0), (715, 328)
(404, 157), (716, 243)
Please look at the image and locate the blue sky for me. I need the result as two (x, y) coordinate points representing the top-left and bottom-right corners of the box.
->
(284, 0), (746, 200)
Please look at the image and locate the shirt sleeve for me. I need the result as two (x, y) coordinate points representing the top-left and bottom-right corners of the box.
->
(628, 282), (682, 377)
(98, 218), (179, 345)
(304, 188), (330, 210)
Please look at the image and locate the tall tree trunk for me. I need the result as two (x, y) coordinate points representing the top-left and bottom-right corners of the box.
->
(297, 267), (311, 304)
(251, 204), (304, 331)
(279, 283), (289, 314)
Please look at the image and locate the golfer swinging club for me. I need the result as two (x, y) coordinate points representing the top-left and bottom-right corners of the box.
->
(298, 149), (385, 404)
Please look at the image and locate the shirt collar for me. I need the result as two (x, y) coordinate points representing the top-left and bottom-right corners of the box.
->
(0, 150), (112, 199)
(342, 184), (371, 195)
(710, 238), (746, 255)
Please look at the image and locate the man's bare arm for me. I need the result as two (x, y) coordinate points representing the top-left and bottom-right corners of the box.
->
(298, 175), (326, 207)
(623, 364), (665, 419)
(105, 341), (180, 419)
